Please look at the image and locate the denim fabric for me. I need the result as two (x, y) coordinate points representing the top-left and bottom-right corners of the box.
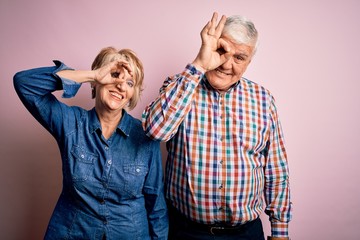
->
(13, 61), (168, 240)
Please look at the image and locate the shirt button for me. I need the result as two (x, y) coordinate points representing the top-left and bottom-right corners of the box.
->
(105, 146), (109, 150)
(219, 184), (223, 189)
(136, 168), (140, 173)
(81, 154), (85, 158)
(107, 160), (112, 165)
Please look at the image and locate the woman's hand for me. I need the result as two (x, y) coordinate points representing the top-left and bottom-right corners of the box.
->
(57, 60), (133, 85)
(93, 60), (133, 85)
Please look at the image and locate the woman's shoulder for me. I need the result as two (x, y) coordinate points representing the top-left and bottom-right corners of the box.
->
(124, 112), (155, 142)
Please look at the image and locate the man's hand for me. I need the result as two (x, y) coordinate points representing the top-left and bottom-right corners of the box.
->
(93, 60), (133, 85)
(192, 12), (233, 72)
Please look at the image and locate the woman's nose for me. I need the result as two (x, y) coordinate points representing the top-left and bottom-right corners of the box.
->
(116, 81), (126, 91)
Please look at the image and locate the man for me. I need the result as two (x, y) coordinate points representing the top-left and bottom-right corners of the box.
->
(142, 12), (292, 240)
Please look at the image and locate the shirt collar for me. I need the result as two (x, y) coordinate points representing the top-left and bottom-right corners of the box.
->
(201, 75), (241, 94)
(117, 110), (131, 137)
(89, 108), (131, 137)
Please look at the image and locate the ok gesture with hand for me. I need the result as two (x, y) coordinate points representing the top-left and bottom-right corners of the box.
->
(56, 59), (133, 85)
(93, 60), (133, 85)
(192, 12), (233, 72)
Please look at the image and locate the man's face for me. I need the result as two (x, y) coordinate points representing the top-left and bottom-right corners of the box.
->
(205, 35), (254, 93)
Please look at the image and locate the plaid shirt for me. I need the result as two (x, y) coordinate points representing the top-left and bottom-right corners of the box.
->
(142, 64), (292, 237)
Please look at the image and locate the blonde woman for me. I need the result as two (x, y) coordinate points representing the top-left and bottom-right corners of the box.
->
(14, 47), (168, 240)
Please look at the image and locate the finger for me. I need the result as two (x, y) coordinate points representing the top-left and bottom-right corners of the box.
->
(214, 15), (226, 37)
(207, 12), (218, 36)
(107, 62), (121, 79)
(109, 61), (128, 80)
(117, 61), (133, 78)
(210, 12), (218, 24)
(200, 20), (211, 38)
(219, 51), (233, 65)
(116, 67), (126, 81)
(218, 38), (233, 54)
(218, 38), (234, 63)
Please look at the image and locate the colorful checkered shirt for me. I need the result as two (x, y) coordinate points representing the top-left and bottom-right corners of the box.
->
(142, 64), (292, 237)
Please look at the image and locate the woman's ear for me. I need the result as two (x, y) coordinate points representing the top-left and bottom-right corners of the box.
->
(91, 83), (96, 99)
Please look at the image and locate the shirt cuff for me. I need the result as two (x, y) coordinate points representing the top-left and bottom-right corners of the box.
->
(271, 220), (289, 237)
(52, 60), (81, 98)
(185, 63), (205, 77)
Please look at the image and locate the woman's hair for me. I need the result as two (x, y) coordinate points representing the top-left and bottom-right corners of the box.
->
(91, 46), (144, 111)
(222, 15), (259, 55)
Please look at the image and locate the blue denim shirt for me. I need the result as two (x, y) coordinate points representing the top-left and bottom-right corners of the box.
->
(13, 61), (168, 240)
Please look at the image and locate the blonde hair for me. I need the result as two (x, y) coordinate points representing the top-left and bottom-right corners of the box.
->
(91, 46), (144, 111)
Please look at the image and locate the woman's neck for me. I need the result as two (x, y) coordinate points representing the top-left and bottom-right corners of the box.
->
(96, 108), (123, 139)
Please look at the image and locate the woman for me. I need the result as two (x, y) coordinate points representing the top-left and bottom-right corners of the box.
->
(13, 47), (168, 240)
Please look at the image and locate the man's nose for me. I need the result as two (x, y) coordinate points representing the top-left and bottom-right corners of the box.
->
(221, 57), (233, 69)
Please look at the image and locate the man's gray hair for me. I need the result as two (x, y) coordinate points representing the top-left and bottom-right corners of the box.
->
(222, 15), (259, 54)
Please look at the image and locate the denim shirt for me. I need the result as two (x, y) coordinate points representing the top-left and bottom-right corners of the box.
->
(13, 61), (168, 240)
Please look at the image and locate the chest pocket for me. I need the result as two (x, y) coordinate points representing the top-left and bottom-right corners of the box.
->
(229, 108), (269, 156)
(123, 164), (149, 197)
(70, 145), (97, 182)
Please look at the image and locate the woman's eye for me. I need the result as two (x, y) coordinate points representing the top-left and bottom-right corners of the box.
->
(111, 72), (120, 78)
(127, 80), (134, 87)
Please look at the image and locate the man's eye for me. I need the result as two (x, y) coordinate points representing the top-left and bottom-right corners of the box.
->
(234, 55), (246, 63)
(217, 47), (226, 55)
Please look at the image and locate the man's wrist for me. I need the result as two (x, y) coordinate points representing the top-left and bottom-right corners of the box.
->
(191, 60), (207, 73)
(270, 220), (289, 239)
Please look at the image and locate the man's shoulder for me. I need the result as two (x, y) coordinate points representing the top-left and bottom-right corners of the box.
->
(240, 77), (271, 93)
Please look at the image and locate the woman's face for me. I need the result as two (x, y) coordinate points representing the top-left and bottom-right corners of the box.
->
(95, 68), (136, 113)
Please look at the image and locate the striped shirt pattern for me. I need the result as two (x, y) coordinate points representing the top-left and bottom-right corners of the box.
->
(142, 64), (292, 237)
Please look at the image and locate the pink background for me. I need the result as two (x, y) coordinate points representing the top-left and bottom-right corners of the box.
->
(1, 0), (359, 239)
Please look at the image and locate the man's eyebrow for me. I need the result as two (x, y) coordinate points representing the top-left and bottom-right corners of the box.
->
(235, 53), (249, 58)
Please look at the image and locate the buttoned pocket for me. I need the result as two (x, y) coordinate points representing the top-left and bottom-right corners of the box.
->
(123, 164), (149, 197)
(70, 145), (96, 182)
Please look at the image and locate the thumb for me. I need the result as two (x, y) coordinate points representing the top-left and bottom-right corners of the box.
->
(218, 38), (233, 54)
(219, 52), (233, 65)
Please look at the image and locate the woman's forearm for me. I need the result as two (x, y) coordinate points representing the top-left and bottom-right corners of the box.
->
(56, 69), (95, 84)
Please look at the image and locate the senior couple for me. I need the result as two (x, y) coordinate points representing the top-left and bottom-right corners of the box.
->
(14, 12), (292, 240)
